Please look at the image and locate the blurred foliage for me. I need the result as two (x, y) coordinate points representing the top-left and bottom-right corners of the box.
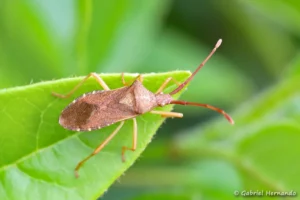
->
(0, 0), (299, 200)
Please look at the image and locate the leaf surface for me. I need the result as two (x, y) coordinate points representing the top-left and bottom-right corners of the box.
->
(0, 71), (190, 200)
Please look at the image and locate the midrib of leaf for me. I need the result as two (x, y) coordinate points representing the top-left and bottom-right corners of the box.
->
(0, 100), (74, 172)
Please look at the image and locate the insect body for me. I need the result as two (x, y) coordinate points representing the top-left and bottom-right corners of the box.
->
(59, 79), (173, 131)
(52, 39), (234, 178)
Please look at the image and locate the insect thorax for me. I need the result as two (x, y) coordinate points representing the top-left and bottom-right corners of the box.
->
(130, 81), (157, 114)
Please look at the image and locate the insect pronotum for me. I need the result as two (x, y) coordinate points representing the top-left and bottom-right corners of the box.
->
(52, 39), (234, 178)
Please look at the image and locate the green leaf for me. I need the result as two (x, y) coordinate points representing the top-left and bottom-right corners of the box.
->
(173, 74), (300, 194)
(131, 194), (191, 200)
(0, 0), (171, 87)
(216, 0), (295, 77)
(237, 123), (300, 190)
(244, 0), (300, 36)
(0, 1), (65, 83)
(285, 53), (300, 77)
(87, 0), (171, 73)
(0, 71), (190, 200)
(119, 160), (241, 199)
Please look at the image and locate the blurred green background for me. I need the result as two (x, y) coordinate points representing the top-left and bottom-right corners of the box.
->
(1, 0), (300, 199)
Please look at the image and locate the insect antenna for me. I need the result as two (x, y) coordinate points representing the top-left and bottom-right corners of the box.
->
(170, 100), (234, 124)
(169, 39), (222, 95)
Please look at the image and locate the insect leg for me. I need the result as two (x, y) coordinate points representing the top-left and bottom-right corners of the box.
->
(74, 121), (125, 178)
(121, 118), (137, 162)
(52, 73), (110, 98)
(150, 110), (183, 118)
(121, 73), (143, 86)
(121, 72), (128, 86)
(155, 77), (181, 94)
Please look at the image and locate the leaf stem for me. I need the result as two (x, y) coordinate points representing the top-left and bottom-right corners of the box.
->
(77, 0), (92, 74)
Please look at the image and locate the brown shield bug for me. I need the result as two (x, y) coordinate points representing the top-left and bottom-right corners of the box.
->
(52, 39), (234, 178)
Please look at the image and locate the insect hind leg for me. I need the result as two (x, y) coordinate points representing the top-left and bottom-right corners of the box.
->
(52, 73), (110, 98)
(74, 121), (125, 178)
(121, 118), (137, 162)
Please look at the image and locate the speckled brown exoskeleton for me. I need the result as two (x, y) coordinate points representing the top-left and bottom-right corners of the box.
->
(52, 39), (234, 178)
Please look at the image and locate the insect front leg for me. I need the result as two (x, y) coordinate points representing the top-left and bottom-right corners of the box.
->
(150, 110), (183, 118)
(52, 73), (110, 98)
(121, 73), (143, 86)
(121, 72), (128, 86)
(155, 77), (181, 94)
(121, 118), (137, 162)
(74, 121), (125, 178)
